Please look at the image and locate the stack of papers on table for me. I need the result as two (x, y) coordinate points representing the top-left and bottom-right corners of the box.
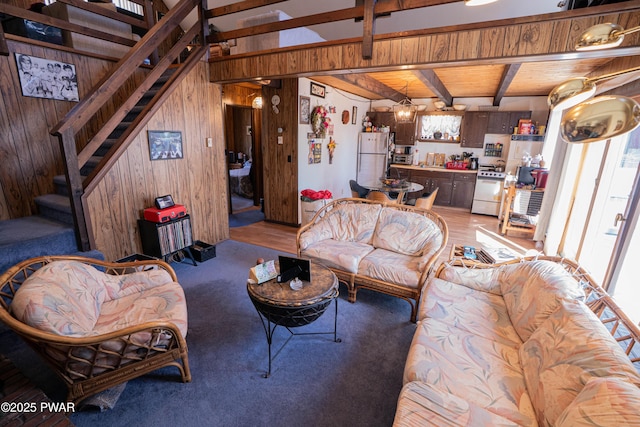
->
(481, 246), (520, 264)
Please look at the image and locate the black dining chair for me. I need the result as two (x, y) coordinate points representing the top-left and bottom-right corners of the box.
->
(349, 180), (370, 199)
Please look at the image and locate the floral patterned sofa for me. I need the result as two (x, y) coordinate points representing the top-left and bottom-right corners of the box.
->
(296, 198), (448, 322)
(0, 256), (191, 404)
(394, 256), (640, 426)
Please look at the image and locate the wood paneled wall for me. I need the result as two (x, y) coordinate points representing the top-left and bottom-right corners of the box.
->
(84, 60), (229, 261)
(0, 39), (146, 221)
(261, 79), (298, 225)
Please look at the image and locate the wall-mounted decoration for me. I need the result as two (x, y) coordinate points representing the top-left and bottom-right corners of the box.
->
(342, 110), (350, 124)
(327, 137), (337, 164)
(308, 142), (322, 164)
(328, 106), (336, 113)
(310, 82), (325, 98)
(352, 106), (358, 125)
(311, 105), (330, 138)
(299, 96), (310, 124)
(148, 131), (183, 160)
(15, 53), (79, 102)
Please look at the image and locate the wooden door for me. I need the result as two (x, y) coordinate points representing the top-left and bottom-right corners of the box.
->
(261, 79), (299, 225)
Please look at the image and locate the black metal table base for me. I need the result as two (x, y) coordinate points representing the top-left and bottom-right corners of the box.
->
(252, 296), (340, 378)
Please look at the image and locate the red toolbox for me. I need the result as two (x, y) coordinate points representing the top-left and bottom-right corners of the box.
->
(143, 204), (187, 223)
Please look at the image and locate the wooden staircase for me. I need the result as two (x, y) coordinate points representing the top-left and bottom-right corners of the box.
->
(46, 0), (208, 252)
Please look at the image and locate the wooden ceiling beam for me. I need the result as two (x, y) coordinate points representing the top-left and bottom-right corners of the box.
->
(412, 69), (452, 106)
(206, 0), (288, 19)
(493, 64), (521, 107)
(333, 73), (407, 102)
(362, 0), (377, 60)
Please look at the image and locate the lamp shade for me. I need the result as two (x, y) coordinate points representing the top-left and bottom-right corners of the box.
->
(548, 77), (596, 111)
(575, 23), (624, 51)
(560, 96), (640, 144)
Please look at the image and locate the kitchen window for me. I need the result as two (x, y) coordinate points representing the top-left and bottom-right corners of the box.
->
(416, 112), (463, 142)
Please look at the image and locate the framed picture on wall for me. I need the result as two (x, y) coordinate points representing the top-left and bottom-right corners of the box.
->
(148, 131), (183, 160)
(310, 82), (325, 98)
(15, 53), (79, 102)
(299, 96), (310, 124)
(352, 106), (358, 125)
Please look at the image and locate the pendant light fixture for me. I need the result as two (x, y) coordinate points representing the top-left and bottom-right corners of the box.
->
(575, 23), (640, 51)
(393, 83), (418, 123)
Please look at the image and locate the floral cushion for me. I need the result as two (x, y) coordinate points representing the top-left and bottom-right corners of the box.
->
(418, 277), (522, 347)
(300, 239), (374, 274)
(298, 202), (382, 250)
(498, 260), (585, 342)
(519, 299), (640, 427)
(372, 207), (442, 257)
(12, 261), (109, 336)
(393, 381), (530, 427)
(358, 248), (431, 288)
(555, 377), (640, 427)
(437, 264), (502, 295)
(403, 318), (537, 426)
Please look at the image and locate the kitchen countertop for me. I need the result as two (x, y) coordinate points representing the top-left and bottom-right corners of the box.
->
(390, 164), (478, 174)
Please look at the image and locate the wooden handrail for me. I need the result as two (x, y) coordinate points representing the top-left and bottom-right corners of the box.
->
(56, 0), (149, 29)
(50, 0), (199, 138)
(0, 3), (137, 48)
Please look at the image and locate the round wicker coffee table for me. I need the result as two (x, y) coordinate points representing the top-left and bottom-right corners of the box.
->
(247, 261), (340, 377)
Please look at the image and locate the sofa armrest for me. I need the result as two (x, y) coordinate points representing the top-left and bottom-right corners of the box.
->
(394, 381), (530, 427)
(436, 263), (503, 295)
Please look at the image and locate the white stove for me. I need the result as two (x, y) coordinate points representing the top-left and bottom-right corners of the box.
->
(477, 170), (507, 180)
(472, 168), (507, 216)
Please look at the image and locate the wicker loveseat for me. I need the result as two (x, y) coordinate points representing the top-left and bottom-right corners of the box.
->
(0, 255), (191, 405)
(394, 256), (640, 426)
(296, 198), (448, 322)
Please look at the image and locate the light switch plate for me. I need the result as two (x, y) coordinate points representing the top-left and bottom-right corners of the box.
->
(206, 137), (213, 147)
(277, 136), (284, 144)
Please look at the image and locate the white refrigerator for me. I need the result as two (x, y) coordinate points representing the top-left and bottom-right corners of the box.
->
(357, 133), (390, 183)
(505, 138), (544, 174)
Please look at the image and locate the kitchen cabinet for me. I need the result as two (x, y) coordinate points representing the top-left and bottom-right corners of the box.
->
(367, 111), (416, 144)
(460, 112), (489, 148)
(487, 111), (532, 134)
(451, 173), (476, 209)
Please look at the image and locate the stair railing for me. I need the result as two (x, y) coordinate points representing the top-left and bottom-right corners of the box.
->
(50, 0), (208, 251)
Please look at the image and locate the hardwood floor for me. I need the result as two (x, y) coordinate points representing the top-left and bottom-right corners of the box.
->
(229, 205), (541, 267)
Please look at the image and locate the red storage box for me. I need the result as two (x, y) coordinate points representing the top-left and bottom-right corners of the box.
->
(143, 205), (187, 223)
(446, 161), (468, 170)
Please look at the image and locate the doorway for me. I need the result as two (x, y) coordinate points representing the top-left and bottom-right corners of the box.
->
(224, 104), (264, 218)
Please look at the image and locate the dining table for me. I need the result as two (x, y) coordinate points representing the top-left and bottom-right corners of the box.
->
(358, 180), (424, 204)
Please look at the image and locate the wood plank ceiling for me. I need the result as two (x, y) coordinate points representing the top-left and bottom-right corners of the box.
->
(207, 0), (640, 105)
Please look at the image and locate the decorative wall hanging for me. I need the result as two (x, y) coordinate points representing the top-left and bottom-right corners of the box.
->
(311, 105), (330, 138)
(308, 141), (322, 164)
(327, 137), (337, 164)
(299, 96), (310, 124)
(352, 106), (358, 124)
(15, 53), (79, 102)
(310, 82), (325, 98)
(148, 131), (183, 160)
(342, 110), (350, 124)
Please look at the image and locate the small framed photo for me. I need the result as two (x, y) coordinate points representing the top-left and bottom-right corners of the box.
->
(148, 130), (183, 160)
(299, 96), (310, 124)
(310, 82), (325, 98)
(352, 106), (358, 125)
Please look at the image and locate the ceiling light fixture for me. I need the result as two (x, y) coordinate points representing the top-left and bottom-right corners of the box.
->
(575, 23), (640, 51)
(560, 96), (640, 144)
(393, 83), (418, 123)
(547, 66), (640, 111)
(464, 0), (499, 6)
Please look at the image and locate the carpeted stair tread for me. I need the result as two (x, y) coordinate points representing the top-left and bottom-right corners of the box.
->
(34, 193), (73, 225)
(0, 216), (77, 274)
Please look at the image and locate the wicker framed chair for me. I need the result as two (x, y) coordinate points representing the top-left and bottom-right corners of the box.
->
(366, 190), (397, 203)
(415, 188), (439, 210)
(0, 255), (191, 405)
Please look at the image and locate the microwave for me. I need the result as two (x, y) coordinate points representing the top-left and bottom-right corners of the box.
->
(393, 154), (413, 164)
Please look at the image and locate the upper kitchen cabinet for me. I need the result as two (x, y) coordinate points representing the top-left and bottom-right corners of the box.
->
(487, 111), (532, 134)
(416, 112), (463, 143)
(460, 111), (489, 148)
(367, 111), (417, 145)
